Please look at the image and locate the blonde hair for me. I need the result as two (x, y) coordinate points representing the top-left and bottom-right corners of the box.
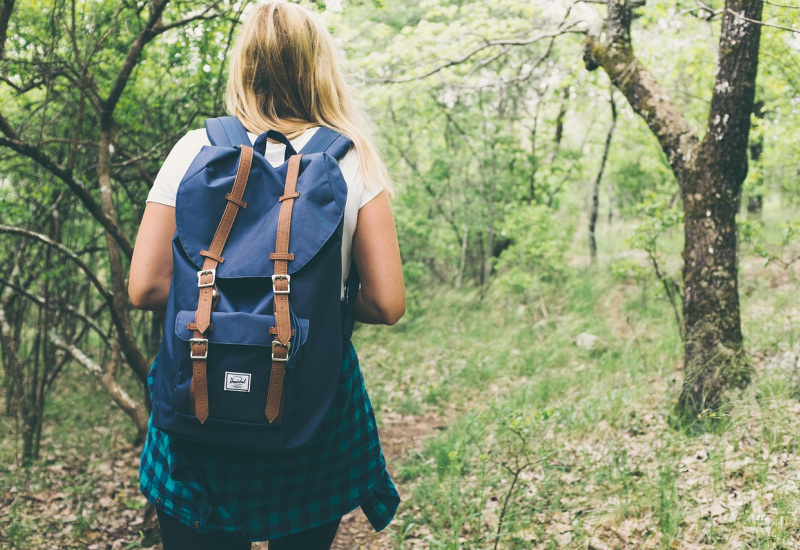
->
(226, 1), (393, 195)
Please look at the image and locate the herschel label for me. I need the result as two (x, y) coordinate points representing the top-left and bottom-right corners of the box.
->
(224, 372), (251, 392)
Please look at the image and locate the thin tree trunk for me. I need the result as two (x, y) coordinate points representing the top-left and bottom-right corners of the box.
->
(589, 90), (617, 263)
(0, 300), (29, 463)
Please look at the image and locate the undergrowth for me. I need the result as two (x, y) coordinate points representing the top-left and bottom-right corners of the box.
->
(2, 206), (800, 549)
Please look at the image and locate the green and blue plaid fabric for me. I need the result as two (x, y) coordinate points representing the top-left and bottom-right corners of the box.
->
(139, 340), (399, 542)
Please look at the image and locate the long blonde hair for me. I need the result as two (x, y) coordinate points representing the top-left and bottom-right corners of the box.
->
(226, 1), (393, 195)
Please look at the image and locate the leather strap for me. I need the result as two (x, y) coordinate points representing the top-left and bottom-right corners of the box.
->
(190, 146), (254, 424)
(266, 154), (302, 423)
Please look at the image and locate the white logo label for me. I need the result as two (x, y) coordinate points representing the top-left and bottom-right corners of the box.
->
(224, 372), (251, 392)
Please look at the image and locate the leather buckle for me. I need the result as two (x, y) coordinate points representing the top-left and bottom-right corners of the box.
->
(190, 338), (209, 359)
(271, 274), (290, 295)
(271, 340), (291, 362)
(197, 269), (216, 288)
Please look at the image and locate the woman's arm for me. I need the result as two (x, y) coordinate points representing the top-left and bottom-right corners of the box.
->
(351, 191), (406, 325)
(128, 203), (176, 311)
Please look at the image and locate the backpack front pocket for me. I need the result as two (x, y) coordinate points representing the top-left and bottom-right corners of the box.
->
(172, 310), (309, 426)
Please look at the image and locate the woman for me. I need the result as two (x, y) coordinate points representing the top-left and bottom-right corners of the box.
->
(128, 2), (405, 548)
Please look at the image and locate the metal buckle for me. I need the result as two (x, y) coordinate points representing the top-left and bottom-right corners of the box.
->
(190, 338), (208, 359)
(271, 274), (291, 295)
(271, 340), (291, 362)
(197, 269), (216, 288)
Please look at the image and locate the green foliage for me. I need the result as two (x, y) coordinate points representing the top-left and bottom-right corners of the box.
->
(494, 204), (571, 302)
(740, 216), (800, 269)
(628, 192), (683, 255)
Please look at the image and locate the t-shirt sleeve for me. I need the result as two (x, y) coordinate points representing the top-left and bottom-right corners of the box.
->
(337, 147), (383, 208)
(146, 129), (208, 207)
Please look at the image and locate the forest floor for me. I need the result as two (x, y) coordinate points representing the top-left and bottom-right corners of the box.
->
(0, 381), (449, 550)
(3, 223), (800, 549)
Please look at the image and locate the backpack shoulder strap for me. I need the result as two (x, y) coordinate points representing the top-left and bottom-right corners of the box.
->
(299, 127), (352, 160)
(205, 117), (251, 147)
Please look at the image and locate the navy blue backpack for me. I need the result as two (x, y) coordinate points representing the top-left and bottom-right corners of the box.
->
(152, 116), (356, 451)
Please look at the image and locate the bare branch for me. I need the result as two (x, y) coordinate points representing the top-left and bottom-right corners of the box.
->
(764, 0), (800, 9)
(101, 0), (169, 121)
(154, 3), (226, 34)
(49, 330), (148, 441)
(0, 224), (113, 301)
(0, 279), (110, 346)
(85, 3), (129, 61)
(678, 4), (723, 20)
(114, 115), (200, 167)
(726, 6), (800, 33)
(371, 22), (586, 84)
(0, 117), (134, 259)
(0, 224), (149, 383)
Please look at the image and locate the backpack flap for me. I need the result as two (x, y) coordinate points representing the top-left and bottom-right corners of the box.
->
(175, 152), (347, 278)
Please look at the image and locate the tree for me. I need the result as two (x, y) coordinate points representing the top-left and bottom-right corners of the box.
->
(0, 0), (238, 459)
(583, 0), (764, 422)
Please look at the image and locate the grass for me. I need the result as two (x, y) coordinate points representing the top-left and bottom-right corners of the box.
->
(350, 211), (800, 548)
(2, 207), (800, 548)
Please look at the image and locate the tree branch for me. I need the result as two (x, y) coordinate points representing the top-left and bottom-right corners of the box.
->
(371, 22), (586, 84)
(114, 115), (199, 168)
(0, 116), (134, 259)
(763, 0), (800, 8)
(726, 6), (798, 33)
(0, 279), (110, 346)
(0, 224), (148, 383)
(0, 225), (112, 301)
(101, 0), (169, 122)
(48, 330), (148, 442)
(583, 0), (699, 186)
(153, 3), (225, 34)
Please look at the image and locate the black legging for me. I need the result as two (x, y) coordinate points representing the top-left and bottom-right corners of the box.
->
(156, 508), (341, 550)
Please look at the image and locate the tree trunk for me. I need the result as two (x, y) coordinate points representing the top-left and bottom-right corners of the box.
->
(589, 90), (617, 263)
(677, 0), (762, 418)
(584, 0), (763, 422)
(0, 300), (30, 463)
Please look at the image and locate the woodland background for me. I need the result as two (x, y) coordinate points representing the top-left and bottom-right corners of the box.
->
(1, 0), (800, 548)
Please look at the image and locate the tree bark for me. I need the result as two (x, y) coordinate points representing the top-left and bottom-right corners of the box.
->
(584, 0), (763, 422)
(0, 0), (15, 62)
(589, 90), (617, 263)
(679, 0), (762, 418)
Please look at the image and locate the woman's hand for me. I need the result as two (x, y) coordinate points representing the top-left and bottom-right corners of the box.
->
(352, 192), (406, 325)
(128, 203), (176, 311)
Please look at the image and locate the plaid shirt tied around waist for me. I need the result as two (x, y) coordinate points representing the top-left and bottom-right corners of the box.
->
(139, 340), (399, 542)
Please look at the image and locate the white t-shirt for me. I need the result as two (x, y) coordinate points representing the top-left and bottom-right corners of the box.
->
(147, 127), (381, 297)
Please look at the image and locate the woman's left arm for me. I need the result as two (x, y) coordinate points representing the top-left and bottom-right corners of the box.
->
(128, 203), (176, 311)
